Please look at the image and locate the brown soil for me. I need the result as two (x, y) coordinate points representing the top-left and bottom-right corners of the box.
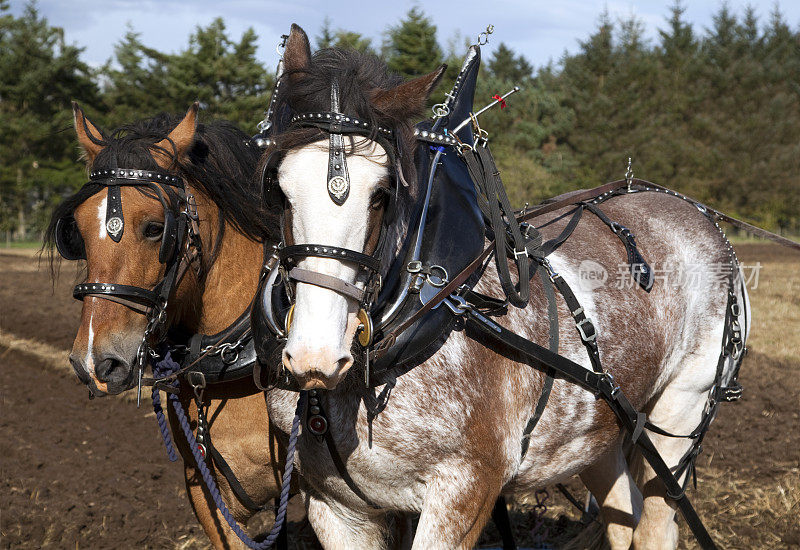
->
(1, 243), (798, 549)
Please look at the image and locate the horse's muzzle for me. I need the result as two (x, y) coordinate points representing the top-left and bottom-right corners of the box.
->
(69, 353), (137, 396)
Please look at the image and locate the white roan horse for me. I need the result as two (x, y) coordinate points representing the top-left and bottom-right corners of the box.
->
(262, 25), (749, 549)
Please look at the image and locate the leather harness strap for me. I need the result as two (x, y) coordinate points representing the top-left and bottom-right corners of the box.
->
(519, 266), (558, 459)
(372, 184), (625, 357)
(289, 267), (365, 302)
(463, 309), (717, 549)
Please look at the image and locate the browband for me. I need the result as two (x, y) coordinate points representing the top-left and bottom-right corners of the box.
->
(290, 112), (394, 138)
(88, 168), (184, 187)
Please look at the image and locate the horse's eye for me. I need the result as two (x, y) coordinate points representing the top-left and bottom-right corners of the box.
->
(143, 221), (164, 240)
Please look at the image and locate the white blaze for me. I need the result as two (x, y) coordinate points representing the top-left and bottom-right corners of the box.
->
(85, 314), (95, 376)
(97, 196), (107, 239)
(279, 140), (388, 378)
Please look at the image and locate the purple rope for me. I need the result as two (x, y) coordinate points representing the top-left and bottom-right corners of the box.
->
(151, 353), (306, 549)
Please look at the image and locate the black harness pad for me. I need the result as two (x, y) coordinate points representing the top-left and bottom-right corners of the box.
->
(369, 47), (486, 378)
(370, 142), (485, 376)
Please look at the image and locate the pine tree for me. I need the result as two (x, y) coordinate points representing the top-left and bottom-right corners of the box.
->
(101, 27), (172, 127)
(384, 7), (443, 78)
(166, 18), (271, 130)
(316, 17), (335, 49)
(333, 31), (374, 55)
(488, 42), (533, 84)
(0, 0), (100, 238)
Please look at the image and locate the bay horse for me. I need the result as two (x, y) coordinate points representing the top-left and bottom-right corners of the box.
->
(257, 25), (749, 549)
(45, 104), (285, 548)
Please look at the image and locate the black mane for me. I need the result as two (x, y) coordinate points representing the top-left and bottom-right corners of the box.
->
(280, 48), (404, 127)
(45, 113), (278, 265)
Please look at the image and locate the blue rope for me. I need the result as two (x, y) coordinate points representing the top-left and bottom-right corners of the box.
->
(151, 355), (178, 462)
(151, 352), (306, 549)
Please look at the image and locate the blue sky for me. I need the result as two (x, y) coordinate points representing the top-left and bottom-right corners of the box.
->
(10, 0), (800, 70)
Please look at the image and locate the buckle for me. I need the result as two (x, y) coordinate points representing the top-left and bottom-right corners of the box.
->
(443, 294), (471, 316)
(576, 318), (597, 342)
(598, 371), (620, 398)
(187, 371), (206, 390)
(184, 194), (199, 220)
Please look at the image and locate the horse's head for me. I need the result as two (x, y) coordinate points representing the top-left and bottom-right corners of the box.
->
(47, 104), (268, 396)
(265, 25), (444, 390)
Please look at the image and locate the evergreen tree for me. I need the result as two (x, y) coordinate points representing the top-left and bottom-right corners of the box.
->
(333, 30), (374, 54)
(384, 7), (443, 78)
(316, 17), (335, 49)
(0, 1), (100, 238)
(101, 27), (172, 128)
(488, 42), (533, 84)
(166, 18), (271, 130)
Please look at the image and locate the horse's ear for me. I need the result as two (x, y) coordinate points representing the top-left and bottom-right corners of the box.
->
(371, 64), (447, 121)
(72, 102), (105, 163)
(284, 23), (311, 84)
(152, 102), (199, 167)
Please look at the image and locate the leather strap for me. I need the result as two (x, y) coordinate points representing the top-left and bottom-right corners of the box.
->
(464, 311), (717, 549)
(517, 181), (626, 223)
(280, 244), (381, 273)
(519, 266), (557, 459)
(106, 185), (124, 242)
(73, 282), (160, 310)
(208, 444), (265, 512)
(491, 496), (517, 550)
(461, 144), (531, 308)
(584, 203), (654, 292)
(314, 395), (381, 509)
(289, 267), (364, 302)
(327, 81), (351, 205)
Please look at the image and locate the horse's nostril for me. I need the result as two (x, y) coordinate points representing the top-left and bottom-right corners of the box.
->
(282, 350), (294, 371)
(336, 355), (353, 373)
(94, 357), (130, 384)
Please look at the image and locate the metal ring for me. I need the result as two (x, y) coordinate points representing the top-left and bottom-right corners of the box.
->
(427, 265), (449, 287)
(431, 103), (450, 118)
(406, 260), (423, 273)
(221, 346), (240, 365)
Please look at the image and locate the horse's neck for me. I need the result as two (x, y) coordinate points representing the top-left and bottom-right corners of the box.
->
(192, 204), (263, 335)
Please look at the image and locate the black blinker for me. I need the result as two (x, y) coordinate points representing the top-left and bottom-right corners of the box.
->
(55, 216), (86, 261)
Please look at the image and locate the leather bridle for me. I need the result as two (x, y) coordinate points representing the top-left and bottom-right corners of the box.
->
(55, 167), (202, 397)
(260, 80), (402, 381)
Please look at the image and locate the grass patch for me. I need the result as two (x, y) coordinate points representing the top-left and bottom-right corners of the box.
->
(2, 240), (42, 249)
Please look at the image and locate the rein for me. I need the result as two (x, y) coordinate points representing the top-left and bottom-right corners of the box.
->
(152, 352), (303, 550)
